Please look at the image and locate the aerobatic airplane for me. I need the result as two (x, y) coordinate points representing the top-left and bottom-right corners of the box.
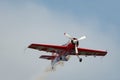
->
(28, 33), (107, 69)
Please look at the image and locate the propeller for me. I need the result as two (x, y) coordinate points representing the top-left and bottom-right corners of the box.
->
(78, 36), (86, 41)
(64, 33), (86, 54)
(64, 33), (73, 40)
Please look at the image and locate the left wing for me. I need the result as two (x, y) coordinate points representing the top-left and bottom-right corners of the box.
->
(28, 43), (66, 53)
(77, 48), (107, 56)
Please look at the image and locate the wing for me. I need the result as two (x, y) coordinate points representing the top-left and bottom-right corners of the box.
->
(77, 48), (107, 56)
(28, 43), (66, 53)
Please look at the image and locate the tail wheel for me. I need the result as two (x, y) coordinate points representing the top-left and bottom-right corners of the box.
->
(79, 58), (82, 62)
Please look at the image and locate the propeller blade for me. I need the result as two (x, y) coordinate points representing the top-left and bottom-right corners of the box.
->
(64, 33), (73, 39)
(78, 36), (86, 41)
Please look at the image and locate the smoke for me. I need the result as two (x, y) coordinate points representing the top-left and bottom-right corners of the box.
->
(31, 66), (51, 80)
(45, 61), (64, 72)
(32, 61), (64, 80)
(35, 72), (49, 80)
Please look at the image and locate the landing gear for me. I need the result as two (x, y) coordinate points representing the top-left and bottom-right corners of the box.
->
(77, 55), (82, 62)
(79, 58), (82, 62)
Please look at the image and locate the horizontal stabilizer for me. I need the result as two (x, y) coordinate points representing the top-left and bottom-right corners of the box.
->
(40, 55), (56, 60)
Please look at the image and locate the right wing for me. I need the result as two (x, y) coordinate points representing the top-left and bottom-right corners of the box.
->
(77, 48), (107, 56)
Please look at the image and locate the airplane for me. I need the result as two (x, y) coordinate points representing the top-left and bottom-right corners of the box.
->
(28, 33), (107, 69)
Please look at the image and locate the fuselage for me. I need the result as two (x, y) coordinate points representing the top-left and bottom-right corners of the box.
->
(51, 40), (78, 68)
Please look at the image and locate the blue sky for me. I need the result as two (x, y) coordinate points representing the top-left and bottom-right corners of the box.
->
(0, 0), (120, 80)
(39, 0), (120, 25)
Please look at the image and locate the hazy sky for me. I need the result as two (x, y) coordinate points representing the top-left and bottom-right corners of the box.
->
(0, 0), (120, 80)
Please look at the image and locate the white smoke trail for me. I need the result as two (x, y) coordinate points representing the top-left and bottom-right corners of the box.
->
(33, 61), (64, 80)
(35, 71), (50, 80)
(34, 65), (54, 80)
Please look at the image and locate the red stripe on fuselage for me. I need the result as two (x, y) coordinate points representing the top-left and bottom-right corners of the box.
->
(58, 43), (75, 56)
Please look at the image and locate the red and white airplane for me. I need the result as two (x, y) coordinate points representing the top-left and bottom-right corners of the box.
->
(28, 33), (107, 69)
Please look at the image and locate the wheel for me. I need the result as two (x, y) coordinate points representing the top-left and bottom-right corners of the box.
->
(60, 57), (62, 60)
(79, 58), (82, 62)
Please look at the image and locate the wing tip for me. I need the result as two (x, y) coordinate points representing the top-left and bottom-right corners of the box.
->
(28, 44), (37, 49)
(104, 50), (108, 56)
(28, 44), (33, 48)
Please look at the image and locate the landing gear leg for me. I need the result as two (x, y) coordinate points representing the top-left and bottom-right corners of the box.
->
(77, 55), (82, 62)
